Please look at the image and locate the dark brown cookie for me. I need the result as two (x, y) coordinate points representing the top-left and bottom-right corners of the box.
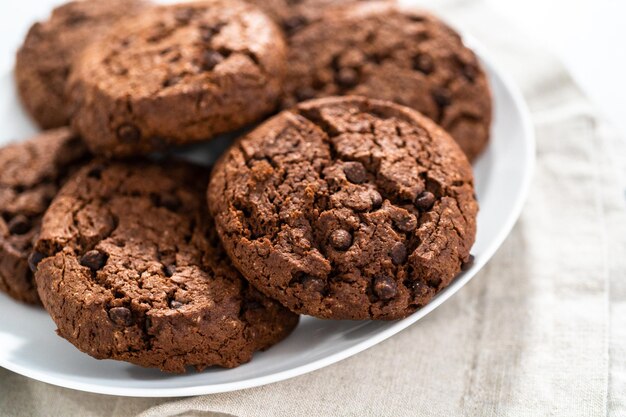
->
(282, 2), (492, 161)
(246, 0), (393, 36)
(0, 128), (89, 304)
(15, 0), (148, 129)
(33, 160), (298, 372)
(68, 0), (287, 157)
(208, 96), (478, 320)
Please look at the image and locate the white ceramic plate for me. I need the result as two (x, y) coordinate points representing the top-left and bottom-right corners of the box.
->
(0, 6), (535, 397)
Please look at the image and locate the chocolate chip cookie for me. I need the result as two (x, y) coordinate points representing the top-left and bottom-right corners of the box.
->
(282, 2), (492, 161)
(247, 0), (393, 36)
(15, 0), (148, 129)
(0, 128), (89, 304)
(208, 96), (478, 320)
(33, 160), (298, 372)
(68, 0), (287, 157)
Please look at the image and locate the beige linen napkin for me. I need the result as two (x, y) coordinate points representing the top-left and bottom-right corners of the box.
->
(1, 0), (625, 416)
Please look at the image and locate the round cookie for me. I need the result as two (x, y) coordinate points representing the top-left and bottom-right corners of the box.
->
(68, 0), (287, 157)
(209, 96), (478, 320)
(32, 160), (298, 372)
(282, 2), (492, 161)
(15, 0), (148, 129)
(0, 128), (89, 304)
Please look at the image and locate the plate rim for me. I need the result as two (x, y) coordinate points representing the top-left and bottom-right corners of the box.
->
(0, 36), (536, 397)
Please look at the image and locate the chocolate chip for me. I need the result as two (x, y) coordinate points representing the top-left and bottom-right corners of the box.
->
(433, 88), (452, 108)
(369, 52), (388, 65)
(461, 254), (475, 271)
(415, 191), (435, 210)
(87, 165), (104, 179)
(159, 193), (181, 211)
(370, 190), (383, 210)
(116, 124), (140, 143)
(373, 276), (398, 300)
(108, 307), (133, 326)
(164, 265), (177, 277)
(412, 54), (434, 75)
(200, 50), (223, 71)
(390, 243), (408, 265)
(343, 161), (367, 184)
(80, 250), (108, 271)
(283, 15), (307, 34)
(163, 76), (181, 87)
(302, 276), (325, 293)
(408, 14), (426, 22)
(394, 214), (417, 233)
(28, 251), (45, 273)
(461, 64), (477, 82)
(8, 215), (31, 235)
(329, 229), (352, 251)
(170, 300), (184, 309)
(336, 67), (359, 88)
(217, 46), (232, 58)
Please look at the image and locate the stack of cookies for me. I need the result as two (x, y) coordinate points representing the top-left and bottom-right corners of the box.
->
(1, 0), (490, 372)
